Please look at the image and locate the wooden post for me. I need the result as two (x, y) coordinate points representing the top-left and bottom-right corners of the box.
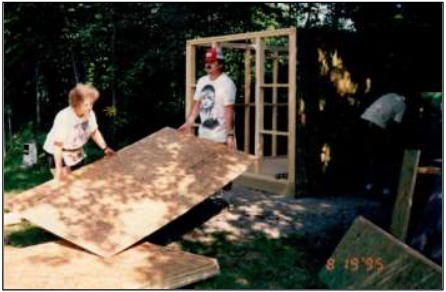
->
(244, 49), (252, 154)
(272, 52), (279, 157)
(185, 43), (196, 134)
(390, 149), (421, 241)
(287, 28), (297, 196)
(254, 37), (265, 159)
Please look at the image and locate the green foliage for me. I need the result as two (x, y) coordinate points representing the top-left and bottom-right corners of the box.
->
(3, 3), (286, 142)
(4, 127), (51, 192)
(420, 92), (442, 109)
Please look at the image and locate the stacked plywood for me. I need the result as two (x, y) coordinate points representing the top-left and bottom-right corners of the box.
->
(4, 127), (253, 289)
(5, 241), (219, 289)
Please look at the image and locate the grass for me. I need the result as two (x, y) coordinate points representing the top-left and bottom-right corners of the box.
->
(4, 128), (104, 194)
(180, 233), (327, 289)
(4, 129), (51, 193)
(4, 128), (328, 289)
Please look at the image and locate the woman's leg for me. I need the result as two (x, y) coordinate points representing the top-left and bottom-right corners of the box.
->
(68, 159), (85, 172)
(46, 152), (58, 176)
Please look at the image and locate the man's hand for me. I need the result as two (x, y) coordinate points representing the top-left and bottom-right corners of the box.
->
(226, 135), (236, 152)
(104, 147), (115, 157)
(178, 121), (193, 133)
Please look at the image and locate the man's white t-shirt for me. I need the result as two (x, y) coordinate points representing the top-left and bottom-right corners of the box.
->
(43, 106), (98, 165)
(361, 93), (406, 129)
(194, 73), (236, 143)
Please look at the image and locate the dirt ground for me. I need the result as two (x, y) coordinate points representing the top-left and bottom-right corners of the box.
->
(152, 185), (383, 248)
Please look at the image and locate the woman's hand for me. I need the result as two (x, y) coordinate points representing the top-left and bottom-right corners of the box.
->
(54, 166), (69, 181)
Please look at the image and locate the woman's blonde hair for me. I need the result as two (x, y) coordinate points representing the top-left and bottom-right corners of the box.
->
(68, 83), (100, 108)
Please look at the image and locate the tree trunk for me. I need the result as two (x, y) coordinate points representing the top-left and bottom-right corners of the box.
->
(4, 107), (12, 157)
(35, 66), (41, 127)
(8, 108), (13, 139)
(111, 7), (117, 109)
(64, 14), (79, 83)
(110, 6), (117, 144)
(70, 47), (79, 83)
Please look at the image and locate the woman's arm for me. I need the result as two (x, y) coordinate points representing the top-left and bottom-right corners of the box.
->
(91, 129), (115, 156)
(53, 142), (65, 180)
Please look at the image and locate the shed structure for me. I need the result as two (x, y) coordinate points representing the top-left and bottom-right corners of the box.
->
(186, 27), (297, 196)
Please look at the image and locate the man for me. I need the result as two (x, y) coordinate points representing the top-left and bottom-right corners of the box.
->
(178, 47), (237, 206)
(361, 93), (406, 130)
(360, 92), (407, 197)
(178, 47), (237, 151)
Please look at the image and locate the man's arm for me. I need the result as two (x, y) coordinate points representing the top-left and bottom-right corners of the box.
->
(178, 100), (201, 133)
(224, 104), (236, 151)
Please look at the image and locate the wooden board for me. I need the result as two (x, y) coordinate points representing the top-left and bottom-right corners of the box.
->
(187, 27), (294, 45)
(5, 127), (253, 257)
(390, 149), (421, 241)
(4, 241), (219, 289)
(3, 212), (24, 226)
(417, 166), (442, 175)
(319, 216), (442, 289)
(235, 172), (289, 195)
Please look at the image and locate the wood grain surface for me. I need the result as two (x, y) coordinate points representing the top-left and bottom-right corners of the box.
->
(4, 241), (219, 289)
(5, 127), (253, 257)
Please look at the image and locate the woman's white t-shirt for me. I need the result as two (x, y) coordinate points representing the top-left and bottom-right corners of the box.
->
(43, 106), (98, 165)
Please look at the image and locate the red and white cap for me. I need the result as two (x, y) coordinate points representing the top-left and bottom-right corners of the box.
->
(205, 47), (224, 63)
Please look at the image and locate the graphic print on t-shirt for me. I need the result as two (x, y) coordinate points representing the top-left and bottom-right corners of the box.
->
(72, 121), (90, 148)
(200, 85), (219, 129)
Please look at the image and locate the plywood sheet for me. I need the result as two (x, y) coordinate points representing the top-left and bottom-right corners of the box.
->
(3, 212), (24, 226)
(4, 241), (219, 289)
(319, 216), (442, 289)
(6, 127), (253, 257)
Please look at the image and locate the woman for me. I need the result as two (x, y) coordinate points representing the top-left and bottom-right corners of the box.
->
(43, 83), (114, 181)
